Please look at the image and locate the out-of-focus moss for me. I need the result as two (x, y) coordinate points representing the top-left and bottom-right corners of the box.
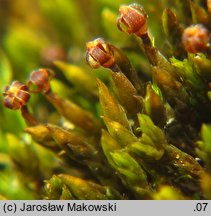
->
(1, 0), (211, 200)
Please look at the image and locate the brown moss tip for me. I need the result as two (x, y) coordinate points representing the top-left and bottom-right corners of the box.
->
(2, 80), (30, 110)
(86, 38), (115, 69)
(117, 4), (148, 37)
(182, 24), (210, 54)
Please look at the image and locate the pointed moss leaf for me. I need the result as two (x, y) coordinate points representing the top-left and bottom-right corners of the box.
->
(193, 54), (211, 82)
(170, 56), (204, 92)
(110, 152), (139, 170)
(176, 0), (192, 25)
(101, 130), (122, 168)
(162, 8), (176, 36)
(45, 175), (74, 200)
(190, 2), (208, 25)
(60, 185), (75, 200)
(162, 8), (185, 58)
(24, 124), (60, 152)
(45, 93), (101, 133)
(101, 130), (122, 152)
(162, 8), (182, 39)
(137, 114), (167, 148)
(139, 133), (154, 147)
(144, 83), (166, 126)
(46, 124), (97, 160)
(109, 151), (149, 194)
(98, 79), (131, 129)
(58, 174), (122, 200)
(111, 72), (140, 115)
(103, 117), (137, 147)
(129, 141), (165, 160)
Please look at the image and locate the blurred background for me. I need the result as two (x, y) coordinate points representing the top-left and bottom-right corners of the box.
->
(0, 0), (171, 199)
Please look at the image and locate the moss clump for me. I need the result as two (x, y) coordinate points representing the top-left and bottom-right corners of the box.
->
(0, 0), (211, 199)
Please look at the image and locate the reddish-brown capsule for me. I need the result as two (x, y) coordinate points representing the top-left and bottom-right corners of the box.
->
(86, 38), (115, 69)
(3, 81), (30, 110)
(28, 68), (53, 93)
(117, 4), (148, 37)
(182, 24), (210, 54)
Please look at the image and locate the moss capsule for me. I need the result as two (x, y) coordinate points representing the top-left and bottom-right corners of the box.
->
(182, 24), (210, 54)
(3, 81), (30, 110)
(28, 69), (53, 93)
(86, 38), (115, 69)
(117, 4), (148, 37)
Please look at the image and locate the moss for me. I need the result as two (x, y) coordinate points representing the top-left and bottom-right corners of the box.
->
(0, 0), (211, 199)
